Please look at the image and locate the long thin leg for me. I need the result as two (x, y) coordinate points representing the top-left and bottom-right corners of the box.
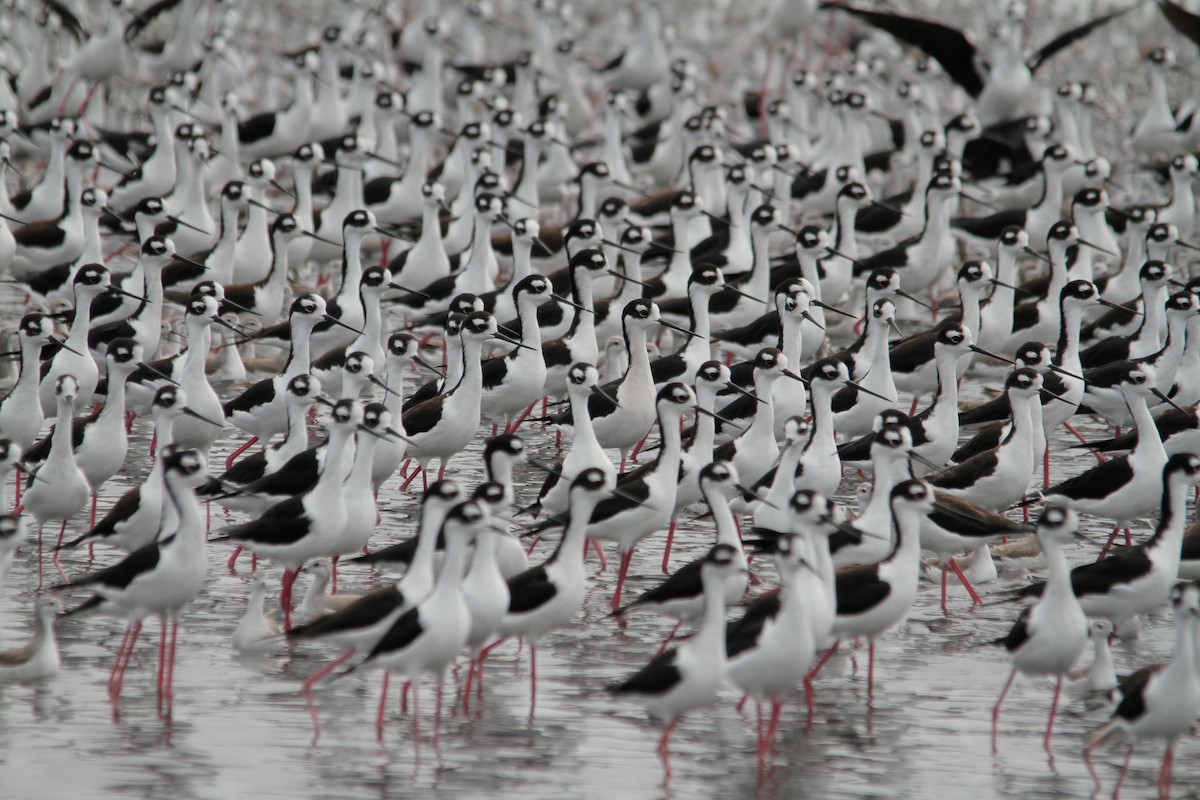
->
(330, 556), (339, 595)
(611, 549), (633, 612)
(164, 619), (179, 713)
(1113, 743), (1135, 797)
(940, 563), (949, 615)
(433, 674), (444, 748)
(655, 620), (682, 656)
(992, 668), (1017, 752)
(36, 522), (44, 591)
(280, 567), (297, 630)
(375, 671), (391, 741)
(225, 436), (259, 470)
(111, 620), (143, 703)
(411, 677), (421, 757)
(948, 558), (983, 605)
(805, 640), (840, 707)
(52, 521), (69, 581)
(305, 648), (356, 737)
(1157, 742), (1175, 800)
(1043, 445), (1050, 488)
(766, 698), (783, 753)
(156, 614), (169, 706)
(591, 539), (607, 573)
(661, 519), (676, 574)
(108, 624), (135, 696)
(659, 715), (679, 783)
(1043, 675), (1063, 751)
(227, 545), (243, 573)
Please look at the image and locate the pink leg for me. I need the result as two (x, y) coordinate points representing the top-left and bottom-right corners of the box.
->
(110, 620), (143, 703)
(630, 432), (649, 463)
(108, 624), (135, 697)
(1063, 422), (1105, 463)
(528, 644), (538, 719)
(156, 616), (168, 706)
(1043, 446), (1050, 488)
(610, 549), (633, 612)
(659, 716), (679, 782)
(165, 619), (179, 711)
(375, 671), (391, 740)
(304, 648), (356, 737)
(526, 535), (541, 556)
(505, 401), (537, 434)
(53, 521), (69, 581)
(90, 493), (97, 528)
(280, 568), (297, 630)
(909, 395), (919, 416)
(992, 668), (1017, 752)
(947, 558), (983, 605)
(330, 556), (339, 595)
(401, 680), (410, 714)
(462, 656), (477, 714)
(661, 519), (676, 574)
(766, 698), (783, 753)
(251, 553), (258, 572)
(1099, 524), (1121, 561)
(1044, 676), (1063, 752)
(225, 436), (259, 470)
(655, 620), (682, 656)
(227, 545), (243, 573)
(399, 465), (423, 491)
(591, 539), (608, 573)
(1158, 743), (1175, 800)
(411, 678), (420, 756)
(436, 462), (446, 481)
(1113, 743), (1135, 797)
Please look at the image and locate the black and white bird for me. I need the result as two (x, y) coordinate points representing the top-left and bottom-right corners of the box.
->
(1083, 581), (1200, 800)
(608, 543), (741, 778)
(991, 504), (1089, 753)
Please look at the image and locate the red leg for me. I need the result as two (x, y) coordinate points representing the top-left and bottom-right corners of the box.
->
(90, 493), (97, 528)
(111, 620), (143, 703)
(506, 401), (537, 434)
(610, 549), (633, 612)
(225, 436), (259, 470)
(766, 698), (783, 754)
(661, 519), (676, 574)
(948, 558), (983, 605)
(655, 620), (682, 656)
(330, 555), (339, 595)
(1043, 445), (1050, 488)
(909, 395), (919, 416)
(156, 616), (168, 706)
(375, 671), (390, 740)
(659, 715), (679, 782)
(591, 539), (607, 573)
(108, 624), (135, 697)
(1158, 742), (1175, 800)
(630, 432), (649, 463)
(1063, 422), (1105, 463)
(399, 465), (423, 491)
(433, 676), (444, 747)
(53, 521), (69, 581)
(992, 668), (1017, 752)
(401, 680), (410, 715)
(165, 619), (179, 711)
(304, 648), (356, 737)
(227, 545), (243, 573)
(1044, 676), (1063, 752)
(1113, 743), (1135, 797)
(280, 568), (297, 630)
(1099, 524), (1121, 561)
(411, 678), (420, 755)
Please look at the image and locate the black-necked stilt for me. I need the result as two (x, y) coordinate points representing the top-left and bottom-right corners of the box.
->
(814, 478), (932, 706)
(0, 314), (56, 451)
(614, 461), (749, 642)
(39, 263), (121, 414)
(60, 385), (197, 555)
(609, 543), (740, 779)
(1083, 581), (1200, 799)
(22, 374), (90, 587)
(1018, 454), (1200, 641)
(991, 504), (1089, 752)
(830, 298), (900, 437)
(527, 362), (618, 519)
(480, 275), (550, 434)
(349, 499), (499, 742)
(216, 400), (360, 630)
(56, 447), (211, 713)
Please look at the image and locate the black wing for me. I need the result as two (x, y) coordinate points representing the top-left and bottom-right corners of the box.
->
(609, 649), (681, 696)
(1112, 664), (1163, 722)
(930, 450), (1000, 491)
(365, 606), (425, 660)
(1044, 456), (1133, 502)
(219, 496), (311, 545)
(401, 394), (446, 437)
(822, 2), (984, 97)
(41, 0), (86, 40)
(506, 566), (556, 614)
(288, 586), (405, 640)
(224, 377), (276, 416)
(617, 558), (704, 614)
(59, 542), (161, 590)
(998, 606), (1032, 651)
(835, 564), (891, 615)
(1026, 5), (1136, 73)
(725, 591), (782, 658)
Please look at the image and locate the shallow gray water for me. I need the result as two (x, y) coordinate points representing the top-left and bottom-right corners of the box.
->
(0, 368), (1193, 800)
(2, 1), (1199, 798)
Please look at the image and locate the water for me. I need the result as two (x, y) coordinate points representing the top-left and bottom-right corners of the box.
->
(0, 361), (1191, 800)
(3, 1), (1198, 798)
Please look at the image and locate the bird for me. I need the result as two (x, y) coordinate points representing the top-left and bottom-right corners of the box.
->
(21, 374), (90, 589)
(609, 543), (741, 779)
(990, 504), (1089, 753)
(55, 447), (212, 713)
(345, 499), (501, 742)
(496, 468), (612, 716)
(1083, 581), (1200, 800)
(0, 596), (63, 682)
(215, 400), (361, 630)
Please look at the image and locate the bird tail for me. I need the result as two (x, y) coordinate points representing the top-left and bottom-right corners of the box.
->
(59, 595), (103, 618)
(55, 528), (94, 551)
